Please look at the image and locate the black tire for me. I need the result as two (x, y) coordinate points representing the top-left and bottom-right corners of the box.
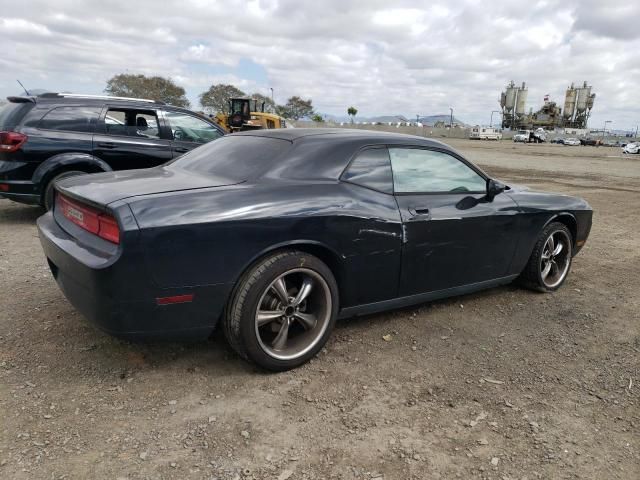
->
(223, 250), (339, 371)
(520, 222), (573, 292)
(43, 170), (87, 210)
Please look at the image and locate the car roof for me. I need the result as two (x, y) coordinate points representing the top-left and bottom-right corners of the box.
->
(231, 127), (451, 148)
(215, 128), (463, 183)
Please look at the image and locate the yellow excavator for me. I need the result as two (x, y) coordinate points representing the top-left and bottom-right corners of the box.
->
(213, 98), (286, 133)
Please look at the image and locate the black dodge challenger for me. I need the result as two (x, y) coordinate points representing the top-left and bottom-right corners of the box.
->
(37, 129), (592, 370)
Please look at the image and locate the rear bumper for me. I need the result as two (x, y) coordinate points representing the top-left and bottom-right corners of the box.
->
(0, 180), (40, 205)
(0, 159), (40, 204)
(37, 211), (232, 340)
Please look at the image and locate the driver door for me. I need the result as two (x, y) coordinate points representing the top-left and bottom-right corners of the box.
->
(163, 110), (224, 157)
(390, 147), (520, 296)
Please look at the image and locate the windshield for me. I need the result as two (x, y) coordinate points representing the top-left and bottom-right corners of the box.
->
(168, 135), (290, 181)
(0, 101), (33, 129)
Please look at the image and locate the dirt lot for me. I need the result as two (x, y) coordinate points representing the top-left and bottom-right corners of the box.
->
(1, 140), (638, 480)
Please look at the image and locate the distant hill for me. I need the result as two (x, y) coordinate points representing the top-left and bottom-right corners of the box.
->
(316, 113), (466, 125)
(418, 114), (466, 126)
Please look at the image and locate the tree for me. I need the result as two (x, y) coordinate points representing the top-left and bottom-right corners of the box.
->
(250, 92), (277, 114)
(105, 74), (190, 107)
(347, 106), (358, 123)
(199, 84), (246, 113)
(277, 96), (314, 120)
(311, 114), (325, 123)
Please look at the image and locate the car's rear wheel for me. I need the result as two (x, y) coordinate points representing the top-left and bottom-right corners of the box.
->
(43, 170), (87, 210)
(520, 222), (573, 292)
(223, 251), (338, 371)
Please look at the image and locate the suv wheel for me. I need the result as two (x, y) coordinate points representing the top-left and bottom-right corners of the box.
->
(43, 170), (87, 210)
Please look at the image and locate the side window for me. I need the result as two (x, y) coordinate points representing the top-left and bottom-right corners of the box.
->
(164, 111), (222, 144)
(104, 109), (160, 139)
(38, 106), (101, 133)
(389, 148), (486, 194)
(342, 148), (393, 194)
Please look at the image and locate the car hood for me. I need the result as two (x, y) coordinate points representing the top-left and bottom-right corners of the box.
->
(56, 167), (242, 207)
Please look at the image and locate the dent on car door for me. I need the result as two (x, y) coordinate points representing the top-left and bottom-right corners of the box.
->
(389, 147), (520, 296)
(163, 110), (223, 157)
(340, 147), (403, 305)
(93, 107), (173, 170)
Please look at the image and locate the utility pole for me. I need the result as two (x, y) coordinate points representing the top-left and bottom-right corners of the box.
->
(603, 120), (612, 138)
(270, 87), (274, 103)
(449, 108), (453, 129)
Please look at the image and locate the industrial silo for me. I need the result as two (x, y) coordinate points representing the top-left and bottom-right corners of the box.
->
(563, 83), (577, 121)
(515, 82), (528, 116)
(505, 81), (517, 113)
(576, 81), (591, 116)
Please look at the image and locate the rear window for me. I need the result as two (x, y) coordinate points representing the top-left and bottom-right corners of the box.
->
(0, 102), (34, 129)
(39, 106), (101, 133)
(168, 136), (290, 180)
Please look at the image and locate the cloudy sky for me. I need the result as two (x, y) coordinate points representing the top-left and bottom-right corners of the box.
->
(1, 0), (638, 129)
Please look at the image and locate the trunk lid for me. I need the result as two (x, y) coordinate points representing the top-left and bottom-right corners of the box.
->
(56, 166), (242, 206)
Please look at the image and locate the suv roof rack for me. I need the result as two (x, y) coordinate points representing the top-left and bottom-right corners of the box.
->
(38, 93), (166, 105)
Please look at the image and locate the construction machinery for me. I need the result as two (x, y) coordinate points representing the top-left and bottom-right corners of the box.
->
(500, 81), (595, 130)
(213, 98), (286, 133)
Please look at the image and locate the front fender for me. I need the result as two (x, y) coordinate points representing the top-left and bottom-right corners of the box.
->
(32, 153), (112, 184)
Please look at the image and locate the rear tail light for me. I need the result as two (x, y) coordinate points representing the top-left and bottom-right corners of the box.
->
(56, 193), (121, 244)
(0, 131), (27, 152)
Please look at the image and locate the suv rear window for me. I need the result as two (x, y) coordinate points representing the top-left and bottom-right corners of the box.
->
(0, 102), (34, 129)
(169, 136), (289, 180)
(39, 106), (102, 133)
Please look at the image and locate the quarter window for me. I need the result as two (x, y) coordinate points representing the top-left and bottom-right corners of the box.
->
(39, 106), (101, 133)
(342, 148), (393, 193)
(164, 111), (222, 144)
(389, 148), (486, 193)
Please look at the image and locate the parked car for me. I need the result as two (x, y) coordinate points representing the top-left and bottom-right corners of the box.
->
(580, 138), (601, 146)
(37, 129), (593, 371)
(623, 142), (640, 154)
(0, 93), (225, 209)
(563, 138), (581, 146)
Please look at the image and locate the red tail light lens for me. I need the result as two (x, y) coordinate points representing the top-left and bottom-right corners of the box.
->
(56, 194), (120, 244)
(0, 131), (28, 152)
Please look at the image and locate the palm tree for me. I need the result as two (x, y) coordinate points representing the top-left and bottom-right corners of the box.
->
(347, 106), (358, 124)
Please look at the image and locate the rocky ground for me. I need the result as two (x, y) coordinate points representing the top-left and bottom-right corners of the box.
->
(0, 140), (638, 479)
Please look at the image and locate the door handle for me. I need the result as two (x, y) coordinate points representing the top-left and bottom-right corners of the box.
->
(96, 142), (116, 149)
(174, 147), (189, 153)
(408, 206), (430, 217)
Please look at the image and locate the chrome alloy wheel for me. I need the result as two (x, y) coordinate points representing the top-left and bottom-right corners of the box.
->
(540, 230), (572, 288)
(255, 268), (332, 360)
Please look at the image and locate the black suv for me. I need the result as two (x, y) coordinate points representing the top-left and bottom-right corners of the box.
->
(0, 93), (225, 208)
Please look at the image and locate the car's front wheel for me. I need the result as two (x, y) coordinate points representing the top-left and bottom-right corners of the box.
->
(520, 222), (573, 292)
(223, 251), (338, 371)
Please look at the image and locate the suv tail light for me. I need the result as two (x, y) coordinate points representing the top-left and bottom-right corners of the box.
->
(0, 131), (28, 152)
(56, 193), (120, 244)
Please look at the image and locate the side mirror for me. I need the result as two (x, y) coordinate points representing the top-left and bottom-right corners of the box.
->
(486, 179), (506, 199)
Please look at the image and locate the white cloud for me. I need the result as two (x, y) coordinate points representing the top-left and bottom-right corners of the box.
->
(1, 0), (639, 129)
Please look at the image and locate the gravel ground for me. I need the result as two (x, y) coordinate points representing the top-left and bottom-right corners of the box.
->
(1, 140), (638, 480)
